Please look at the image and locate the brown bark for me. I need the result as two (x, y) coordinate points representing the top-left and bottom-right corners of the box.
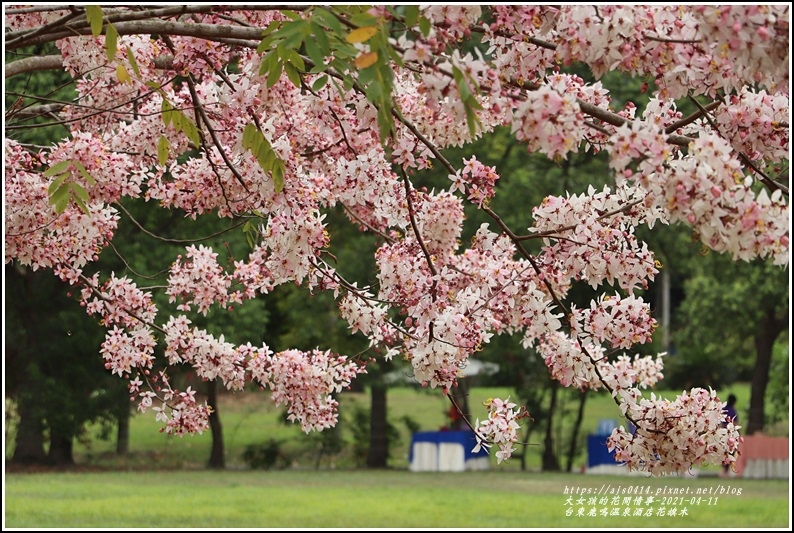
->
(366, 381), (389, 468)
(565, 389), (588, 472)
(47, 430), (75, 466)
(207, 380), (225, 469)
(11, 401), (47, 465)
(542, 381), (560, 471)
(746, 309), (787, 435)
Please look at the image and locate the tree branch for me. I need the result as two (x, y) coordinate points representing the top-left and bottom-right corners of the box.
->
(5, 5), (311, 47)
(688, 94), (789, 196)
(115, 202), (246, 244)
(7, 18), (268, 50)
(664, 100), (722, 134)
(4, 55), (65, 78)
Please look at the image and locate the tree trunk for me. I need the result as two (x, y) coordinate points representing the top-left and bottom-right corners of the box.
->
(449, 376), (471, 429)
(542, 382), (560, 471)
(565, 390), (588, 472)
(207, 379), (225, 469)
(11, 399), (47, 465)
(47, 430), (74, 466)
(116, 387), (130, 455)
(746, 309), (787, 435)
(366, 381), (389, 468)
(116, 409), (130, 455)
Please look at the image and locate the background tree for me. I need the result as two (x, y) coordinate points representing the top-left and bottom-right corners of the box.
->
(5, 43), (129, 466)
(5, 263), (124, 465)
(669, 253), (788, 434)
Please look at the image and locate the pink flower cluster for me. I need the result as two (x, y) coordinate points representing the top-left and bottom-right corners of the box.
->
(133, 375), (210, 437)
(538, 332), (664, 393)
(713, 87), (789, 163)
(79, 273), (158, 377)
(168, 244), (232, 315)
(4, 140), (119, 274)
(511, 83), (584, 160)
(571, 293), (656, 350)
(158, 386), (213, 437)
(531, 185), (659, 291)
(449, 156), (500, 207)
(163, 316), (249, 391)
(647, 134), (788, 265)
(695, 5), (789, 96)
(472, 397), (529, 463)
(248, 348), (367, 433)
(609, 388), (743, 476)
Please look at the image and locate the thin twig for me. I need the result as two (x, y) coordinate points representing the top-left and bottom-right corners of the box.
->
(115, 202), (245, 243)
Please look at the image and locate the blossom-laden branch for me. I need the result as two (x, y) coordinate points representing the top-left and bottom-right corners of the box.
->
(4, 5), (781, 475)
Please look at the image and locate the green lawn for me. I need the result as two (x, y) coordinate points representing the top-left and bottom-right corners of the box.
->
(5, 383), (790, 528)
(4, 470), (790, 528)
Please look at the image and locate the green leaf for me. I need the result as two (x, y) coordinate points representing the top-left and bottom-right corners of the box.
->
(250, 131), (265, 155)
(419, 16), (431, 37)
(105, 23), (118, 62)
(47, 173), (69, 196)
(116, 64), (131, 84)
(259, 49), (278, 77)
(43, 160), (72, 177)
(311, 75), (329, 92)
(242, 123), (258, 150)
(242, 125), (286, 194)
(365, 79), (382, 101)
(310, 22), (331, 56)
(170, 111), (183, 133)
(73, 161), (96, 185)
(72, 194), (91, 216)
(126, 45), (140, 78)
(161, 99), (174, 126)
(404, 6), (419, 27)
(256, 30), (280, 55)
(284, 62), (302, 88)
(377, 105), (393, 144)
(278, 20), (309, 50)
(281, 9), (303, 20)
(312, 7), (344, 34)
(54, 194), (71, 214)
(85, 5), (104, 38)
(303, 37), (324, 69)
(349, 12), (377, 27)
(49, 183), (71, 212)
(157, 135), (170, 165)
(272, 162), (285, 194)
(465, 106), (481, 138)
(71, 181), (90, 203)
(243, 220), (256, 249)
(181, 115), (201, 146)
(266, 59), (283, 88)
(329, 58), (351, 73)
(285, 49), (305, 72)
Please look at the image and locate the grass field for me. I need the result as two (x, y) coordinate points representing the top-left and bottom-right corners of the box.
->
(4, 470), (790, 528)
(4, 383), (791, 528)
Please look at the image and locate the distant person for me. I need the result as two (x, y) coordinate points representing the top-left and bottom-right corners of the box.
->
(721, 394), (738, 477)
(447, 405), (467, 431)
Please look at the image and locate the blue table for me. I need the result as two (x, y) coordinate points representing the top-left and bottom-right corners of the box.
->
(587, 434), (618, 467)
(409, 430), (490, 471)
